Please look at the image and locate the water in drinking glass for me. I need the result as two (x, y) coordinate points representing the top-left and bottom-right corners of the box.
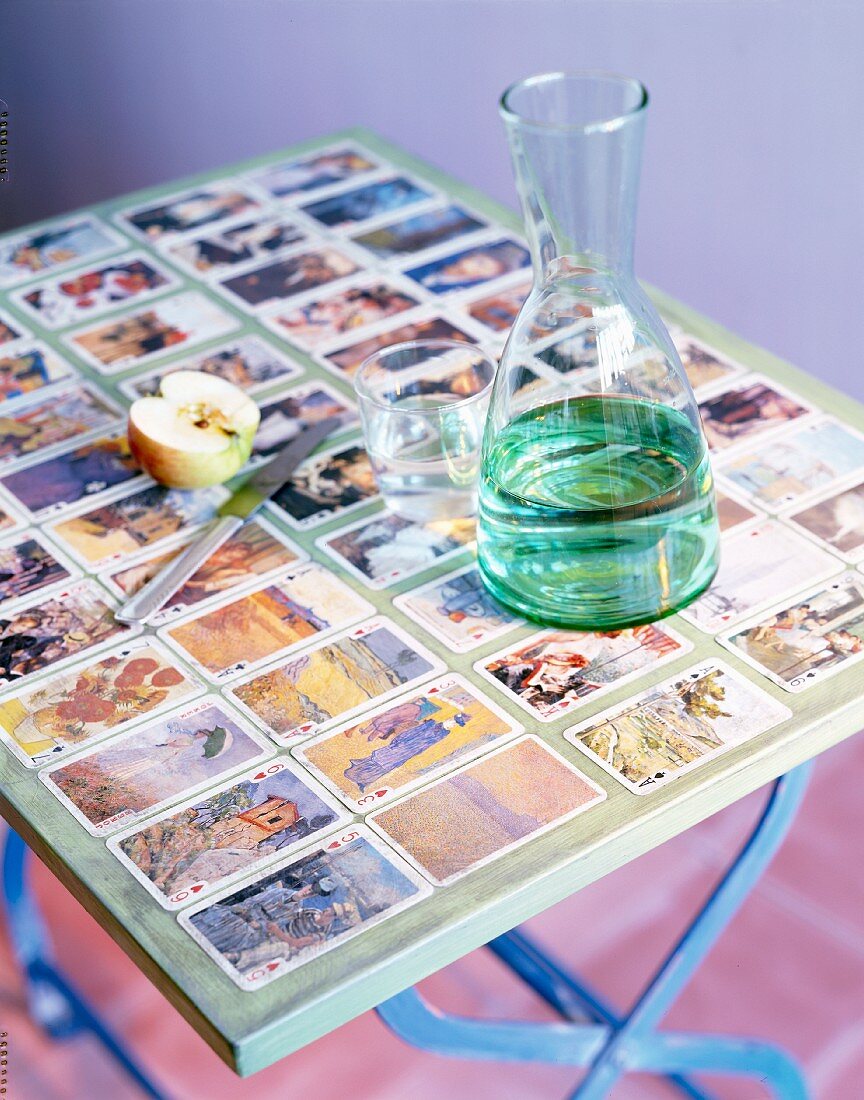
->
(354, 341), (495, 522)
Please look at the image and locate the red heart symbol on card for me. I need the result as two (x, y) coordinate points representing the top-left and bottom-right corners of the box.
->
(253, 772), (267, 780)
(429, 687), (438, 694)
(299, 724), (312, 732)
(191, 884), (203, 893)
(376, 790), (387, 798)
(560, 701), (570, 708)
(328, 840), (341, 849)
(267, 962), (280, 971)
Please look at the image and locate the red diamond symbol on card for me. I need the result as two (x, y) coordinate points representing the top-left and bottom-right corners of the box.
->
(300, 724), (312, 732)
(376, 790), (387, 798)
(191, 884), (203, 893)
(267, 962), (280, 971)
(560, 701), (570, 708)
(429, 687), (438, 694)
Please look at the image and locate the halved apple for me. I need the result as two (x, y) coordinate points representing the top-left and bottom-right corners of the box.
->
(128, 370), (260, 489)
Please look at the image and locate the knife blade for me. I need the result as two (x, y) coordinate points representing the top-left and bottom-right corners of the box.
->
(115, 417), (341, 625)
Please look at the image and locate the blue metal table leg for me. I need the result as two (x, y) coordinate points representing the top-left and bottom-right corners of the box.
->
(569, 762), (812, 1100)
(377, 764), (813, 1100)
(1, 826), (170, 1100)
(488, 929), (718, 1100)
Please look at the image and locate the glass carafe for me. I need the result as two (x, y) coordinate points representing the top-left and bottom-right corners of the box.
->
(477, 71), (720, 630)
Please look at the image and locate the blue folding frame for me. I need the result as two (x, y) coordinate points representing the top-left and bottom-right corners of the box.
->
(1, 762), (812, 1099)
(377, 763), (813, 1099)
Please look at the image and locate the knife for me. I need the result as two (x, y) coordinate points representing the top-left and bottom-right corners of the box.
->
(115, 417), (341, 625)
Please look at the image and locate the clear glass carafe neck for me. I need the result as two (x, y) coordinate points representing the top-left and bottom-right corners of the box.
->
(501, 71), (648, 280)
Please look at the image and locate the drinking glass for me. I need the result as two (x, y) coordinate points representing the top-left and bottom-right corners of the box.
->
(354, 340), (496, 521)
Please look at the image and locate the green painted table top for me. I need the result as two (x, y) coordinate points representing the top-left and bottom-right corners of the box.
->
(1, 128), (863, 1077)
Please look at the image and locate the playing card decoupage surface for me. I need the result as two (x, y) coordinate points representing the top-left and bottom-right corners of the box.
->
(1, 129), (862, 1074)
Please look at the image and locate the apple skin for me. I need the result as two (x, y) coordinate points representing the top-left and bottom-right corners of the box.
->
(128, 414), (258, 488)
(127, 372), (261, 489)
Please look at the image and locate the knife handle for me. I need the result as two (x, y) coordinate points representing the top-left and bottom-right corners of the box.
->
(115, 515), (244, 625)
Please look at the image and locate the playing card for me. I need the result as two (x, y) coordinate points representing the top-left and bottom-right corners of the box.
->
(247, 382), (358, 468)
(47, 483), (229, 570)
(671, 332), (747, 394)
(296, 674), (524, 812)
(160, 562), (374, 682)
(679, 520), (842, 634)
(264, 440), (377, 529)
(226, 615), (446, 745)
(108, 757), (350, 909)
(217, 246), (362, 313)
(717, 418), (864, 510)
(0, 343), (78, 406)
(300, 175), (434, 229)
(0, 308), (32, 348)
(118, 334), (303, 400)
(0, 215), (125, 288)
(260, 277), (422, 351)
(0, 497), (27, 538)
(247, 143), (380, 200)
(0, 637), (203, 767)
(178, 826), (430, 991)
(782, 478), (864, 562)
(462, 281), (531, 337)
(0, 431), (148, 520)
(403, 238), (531, 296)
(9, 253), (180, 329)
(564, 660), (792, 794)
(0, 578), (135, 686)
(393, 563), (523, 652)
(317, 511), (475, 589)
(40, 696), (272, 835)
(717, 574), (864, 692)
(319, 314), (479, 377)
(368, 735), (605, 886)
(117, 182), (264, 243)
(164, 211), (307, 279)
(351, 203), (487, 261)
(63, 291), (239, 374)
(0, 383), (123, 470)
(0, 528), (79, 610)
(714, 486), (765, 534)
(102, 515), (306, 624)
(474, 622), (694, 722)
(697, 375), (815, 454)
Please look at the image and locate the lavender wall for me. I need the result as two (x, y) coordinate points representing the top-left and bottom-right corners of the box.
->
(4, 0), (862, 397)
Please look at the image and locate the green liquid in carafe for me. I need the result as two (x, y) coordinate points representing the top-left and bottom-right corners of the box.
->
(477, 395), (720, 630)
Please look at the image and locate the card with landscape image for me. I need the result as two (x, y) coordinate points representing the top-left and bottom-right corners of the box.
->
(564, 660), (792, 794)
(295, 674), (524, 812)
(226, 615), (445, 744)
(108, 757), (350, 909)
(160, 562), (373, 682)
